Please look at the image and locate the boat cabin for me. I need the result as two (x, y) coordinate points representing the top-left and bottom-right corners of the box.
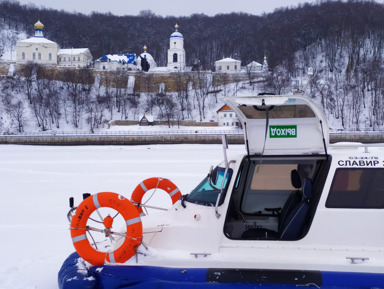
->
(221, 95), (330, 241)
(183, 95), (384, 249)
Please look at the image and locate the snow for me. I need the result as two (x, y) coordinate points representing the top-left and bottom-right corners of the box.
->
(215, 57), (240, 63)
(246, 61), (262, 67)
(0, 143), (245, 289)
(18, 36), (57, 44)
(98, 53), (136, 63)
(58, 48), (89, 55)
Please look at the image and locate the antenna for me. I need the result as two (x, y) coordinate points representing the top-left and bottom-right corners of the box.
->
(222, 135), (229, 169)
(244, 122), (250, 156)
(320, 120), (328, 158)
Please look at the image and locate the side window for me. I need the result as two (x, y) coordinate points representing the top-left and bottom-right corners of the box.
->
(241, 163), (297, 214)
(326, 168), (384, 208)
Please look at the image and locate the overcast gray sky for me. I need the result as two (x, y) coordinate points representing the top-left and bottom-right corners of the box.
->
(16, 0), (319, 17)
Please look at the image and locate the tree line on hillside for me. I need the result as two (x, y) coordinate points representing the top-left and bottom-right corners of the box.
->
(2, 0), (384, 70)
(0, 63), (251, 133)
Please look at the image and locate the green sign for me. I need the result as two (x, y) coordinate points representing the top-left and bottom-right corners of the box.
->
(269, 125), (297, 138)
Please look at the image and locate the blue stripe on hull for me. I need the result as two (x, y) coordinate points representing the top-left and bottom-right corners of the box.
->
(58, 252), (384, 289)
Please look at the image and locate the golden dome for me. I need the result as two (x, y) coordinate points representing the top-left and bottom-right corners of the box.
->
(175, 24), (179, 30)
(34, 20), (44, 30)
(143, 45), (147, 51)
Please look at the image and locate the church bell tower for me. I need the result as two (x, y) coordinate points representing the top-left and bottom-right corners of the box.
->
(167, 24), (186, 71)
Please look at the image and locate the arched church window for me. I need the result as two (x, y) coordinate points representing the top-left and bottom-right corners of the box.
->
(33, 52), (36, 60)
(49, 53), (52, 61)
(22, 52), (25, 60)
(173, 53), (178, 63)
(38, 53), (41, 60)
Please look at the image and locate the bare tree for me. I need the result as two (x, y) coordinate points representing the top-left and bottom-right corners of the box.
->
(262, 68), (291, 95)
(4, 99), (25, 133)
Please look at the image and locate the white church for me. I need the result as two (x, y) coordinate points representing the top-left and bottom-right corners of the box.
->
(16, 20), (59, 65)
(16, 20), (93, 68)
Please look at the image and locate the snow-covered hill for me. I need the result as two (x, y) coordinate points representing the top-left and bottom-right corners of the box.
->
(0, 22), (26, 62)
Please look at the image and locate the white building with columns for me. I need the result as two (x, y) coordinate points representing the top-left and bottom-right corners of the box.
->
(16, 20), (59, 65)
(167, 24), (186, 71)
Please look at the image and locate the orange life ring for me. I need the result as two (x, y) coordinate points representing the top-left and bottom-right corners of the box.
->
(70, 192), (142, 266)
(131, 177), (182, 216)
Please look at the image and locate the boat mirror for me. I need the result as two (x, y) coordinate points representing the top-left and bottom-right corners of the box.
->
(209, 166), (220, 188)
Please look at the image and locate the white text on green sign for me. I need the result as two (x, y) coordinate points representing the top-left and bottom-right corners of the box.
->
(269, 125), (297, 138)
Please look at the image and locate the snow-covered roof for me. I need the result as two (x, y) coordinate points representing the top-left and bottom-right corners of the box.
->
(96, 54), (136, 63)
(171, 31), (183, 39)
(18, 36), (57, 44)
(139, 114), (154, 122)
(58, 48), (89, 55)
(247, 61), (262, 67)
(215, 57), (241, 63)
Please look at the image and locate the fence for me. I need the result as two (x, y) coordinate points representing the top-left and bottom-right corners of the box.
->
(0, 131), (383, 145)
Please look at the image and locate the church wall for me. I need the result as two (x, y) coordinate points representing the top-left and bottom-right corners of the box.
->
(215, 60), (241, 72)
(16, 42), (58, 65)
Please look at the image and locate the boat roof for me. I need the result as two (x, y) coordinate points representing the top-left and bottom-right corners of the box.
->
(225, 94), (329, 155)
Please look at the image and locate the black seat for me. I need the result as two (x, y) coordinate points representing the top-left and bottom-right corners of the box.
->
(279, 178), (313, 240)
(278, 170), (303, 231)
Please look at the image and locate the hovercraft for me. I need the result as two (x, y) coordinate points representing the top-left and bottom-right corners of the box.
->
(59, 94), (384, 289)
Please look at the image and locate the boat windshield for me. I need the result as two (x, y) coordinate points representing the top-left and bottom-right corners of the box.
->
(187, 166), (233, 206)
